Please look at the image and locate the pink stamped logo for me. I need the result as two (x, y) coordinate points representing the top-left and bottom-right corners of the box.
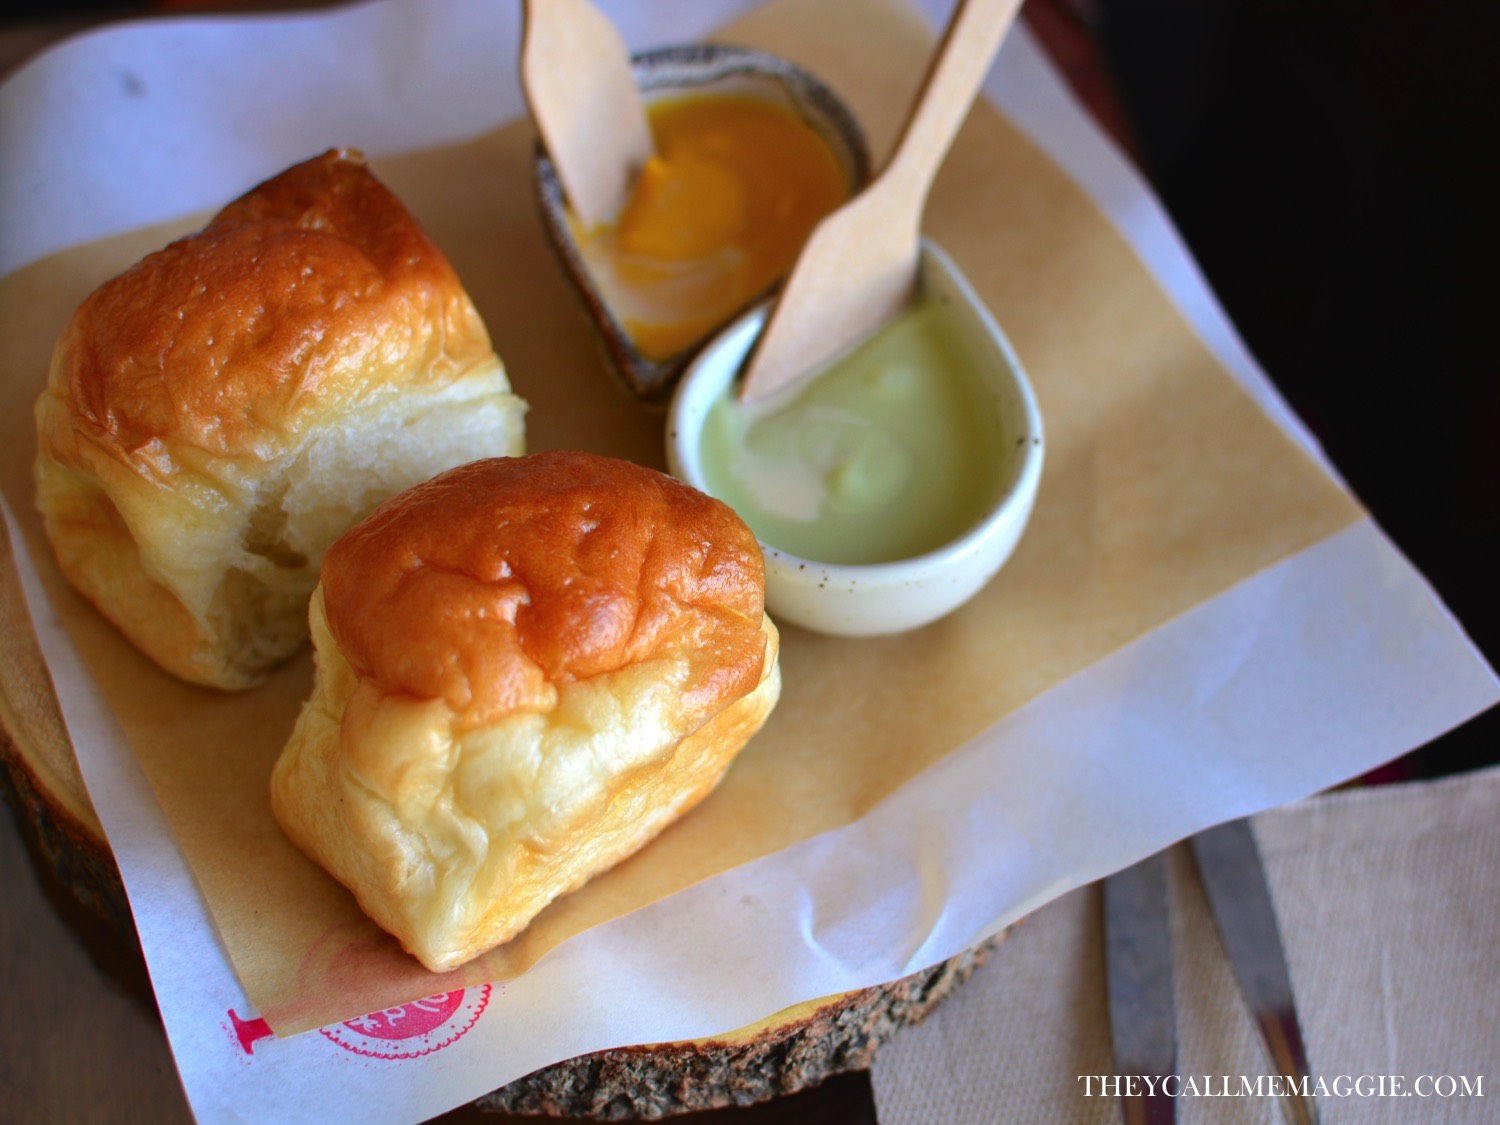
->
(319, 986), (491, 1059)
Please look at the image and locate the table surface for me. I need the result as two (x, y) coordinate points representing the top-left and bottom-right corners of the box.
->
(0, 3), (1122, 1122)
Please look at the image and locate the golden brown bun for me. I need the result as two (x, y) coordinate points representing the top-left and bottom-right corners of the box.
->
(270, 452), (781, 972)
(33, 149), (526, 689)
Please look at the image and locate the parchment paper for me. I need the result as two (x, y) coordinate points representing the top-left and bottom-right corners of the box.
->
(1, 0), (1496, 1120)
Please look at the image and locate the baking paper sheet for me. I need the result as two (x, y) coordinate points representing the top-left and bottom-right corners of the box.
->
(1, 0), (1495, 1122)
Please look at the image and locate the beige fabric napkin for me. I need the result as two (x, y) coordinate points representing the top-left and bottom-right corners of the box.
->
(872, 765), (1500, 1124)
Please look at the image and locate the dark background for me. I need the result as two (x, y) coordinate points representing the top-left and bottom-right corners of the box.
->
(1088, 0), (1498, 777)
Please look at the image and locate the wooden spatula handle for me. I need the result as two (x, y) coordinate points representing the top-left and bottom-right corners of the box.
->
(738, 0), (1022, 404)
(885, 0), (1024, 211)
(521, 0), (654, 229)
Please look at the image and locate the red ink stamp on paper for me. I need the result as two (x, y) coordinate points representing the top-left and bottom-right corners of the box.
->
(227, 1009), (275, 1056)
(319, 986), (491, 1060)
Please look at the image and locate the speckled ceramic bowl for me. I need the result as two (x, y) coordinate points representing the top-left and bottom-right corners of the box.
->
(667, 240), (1045, 637)
(534, 43), (870, 404)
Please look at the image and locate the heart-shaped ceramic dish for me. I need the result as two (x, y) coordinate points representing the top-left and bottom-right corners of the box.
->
(533, 43), (871, 403)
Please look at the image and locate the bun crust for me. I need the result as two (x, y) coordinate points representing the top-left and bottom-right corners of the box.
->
(34, 149), (526, 688)
(322, 451), (770, 727)
(272, 452), (780, 972)
(55, 149), (498, 464)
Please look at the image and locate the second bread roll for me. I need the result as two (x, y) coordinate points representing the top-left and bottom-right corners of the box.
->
(271, 452), (782, 972)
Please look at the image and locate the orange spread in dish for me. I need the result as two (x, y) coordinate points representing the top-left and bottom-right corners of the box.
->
(575, 93), (850, 362)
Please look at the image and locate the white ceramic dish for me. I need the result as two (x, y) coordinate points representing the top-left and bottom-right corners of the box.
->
(667, 239), (1044, 636)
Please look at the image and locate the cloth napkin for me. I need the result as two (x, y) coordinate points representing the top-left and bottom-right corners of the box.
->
(872, 766), (1500, 1124)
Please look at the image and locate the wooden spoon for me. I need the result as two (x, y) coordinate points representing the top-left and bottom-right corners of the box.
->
(738, 0), (1023, 403)
(521, 0), (654, 230)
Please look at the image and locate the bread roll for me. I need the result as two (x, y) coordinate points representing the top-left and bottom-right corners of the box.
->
(270, 452), (781, 972)
(33, 148), (526, 689)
